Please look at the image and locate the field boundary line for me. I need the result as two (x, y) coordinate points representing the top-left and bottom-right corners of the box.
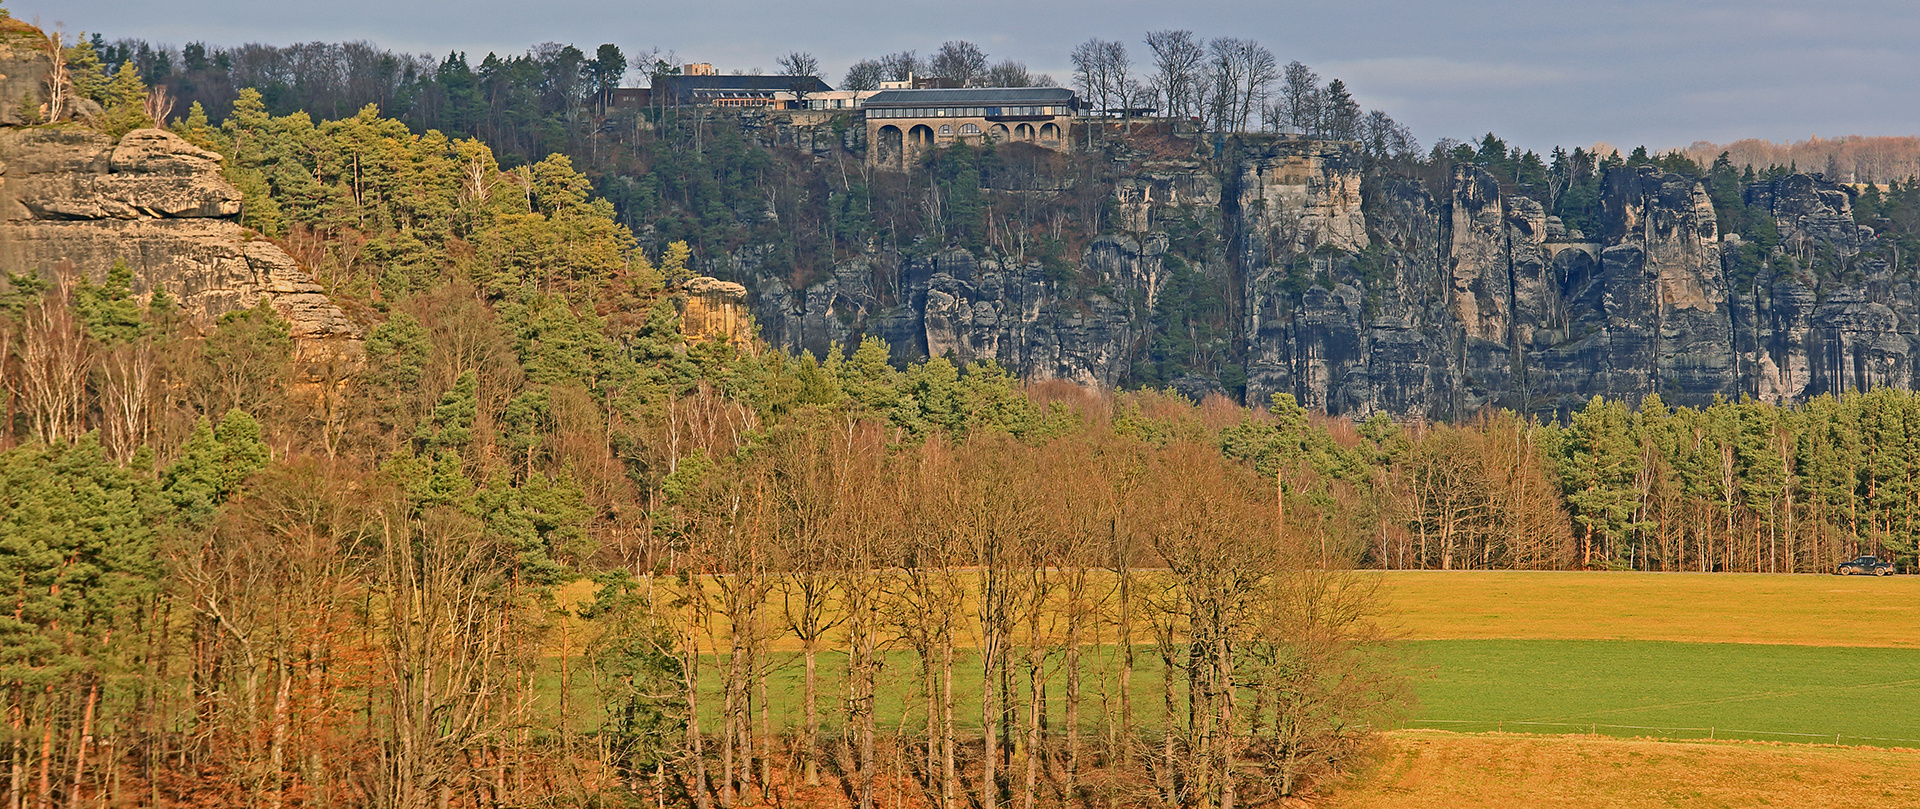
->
(1402, 718), (1920, 747)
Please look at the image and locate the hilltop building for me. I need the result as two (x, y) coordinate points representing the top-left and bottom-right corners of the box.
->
(805, 89), (881, 111)
(864, 87), (1079, 169)
(650, 74), (833, 109)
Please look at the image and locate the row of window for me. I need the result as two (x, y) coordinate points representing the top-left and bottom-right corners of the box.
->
(919, 122), (1061, 139)
(866, 105), (1065, 119)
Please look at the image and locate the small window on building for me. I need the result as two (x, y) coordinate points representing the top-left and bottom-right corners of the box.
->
(939, 125), (953, 135)
(959, 123), (980, 135)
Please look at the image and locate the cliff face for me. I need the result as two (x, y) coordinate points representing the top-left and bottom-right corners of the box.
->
(750, 237), (1162, 387)
(0, 19), (51, 127)
(0, 125), (363, 375)
(741, 133), (1920, 418)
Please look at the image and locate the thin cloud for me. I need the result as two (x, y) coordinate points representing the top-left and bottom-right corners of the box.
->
(1324, 57), (1573, 92)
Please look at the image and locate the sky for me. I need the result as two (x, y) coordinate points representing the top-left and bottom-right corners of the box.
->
(13, 0), (1918, 154)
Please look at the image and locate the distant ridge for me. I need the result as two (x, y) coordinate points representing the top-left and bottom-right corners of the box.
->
(1684, 135), (1920, 184)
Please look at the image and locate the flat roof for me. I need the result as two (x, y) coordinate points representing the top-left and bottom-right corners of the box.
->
(864, 87), (1076, 108)
(654, 75), (833, 93)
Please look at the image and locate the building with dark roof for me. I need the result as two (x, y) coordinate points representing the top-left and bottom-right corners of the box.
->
(650, 74), (834, 109)
(863, 87), (1080, 169)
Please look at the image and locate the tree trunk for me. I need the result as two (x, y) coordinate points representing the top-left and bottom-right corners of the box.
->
(940, 634), (956, 809)
(981, 623), (999, 809)
(802, 639), (819, 787)
(9, 684), (24, 809)
(267, 662), (291, 809)
(33, 687), (51, 809)
(1063, 573), (1082, 801)
(67, 677), (96, 809)
(1022, 641), (1042, 809)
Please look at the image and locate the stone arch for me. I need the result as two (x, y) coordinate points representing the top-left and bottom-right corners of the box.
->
(1039, 122), (1060, 140)
(909, 125), (935, 146)
(1015, 123), (1034, 140)
(877, 125), (903, 167)
(959, 123), (981, 136)
(938, 124), (954, 137)
(990, 123), (1010, 142)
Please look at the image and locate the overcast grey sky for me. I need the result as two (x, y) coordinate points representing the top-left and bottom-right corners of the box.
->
(13, 0), (1916, 154)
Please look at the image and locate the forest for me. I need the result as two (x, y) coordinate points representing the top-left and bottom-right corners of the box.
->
(6, 10), (1920, 809)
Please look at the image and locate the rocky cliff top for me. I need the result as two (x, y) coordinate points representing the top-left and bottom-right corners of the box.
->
(0, 24), (361, 377)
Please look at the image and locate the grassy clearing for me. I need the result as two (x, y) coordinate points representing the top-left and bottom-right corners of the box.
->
(1376, 570), (1920, 647)
(1324, 730), (1920, 809)
(539, 645), (1183, 736)
(1406, 639), (1920, 747)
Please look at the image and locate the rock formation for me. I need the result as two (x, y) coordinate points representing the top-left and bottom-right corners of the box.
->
(0, 125), (362, 375)
(741, 133), (1920, 419)
(0, 19), (360, 380)
(678, 276), (755, 348)
(0, 18), (52, 127)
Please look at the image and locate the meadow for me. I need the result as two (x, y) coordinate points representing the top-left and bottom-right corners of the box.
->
(1377, 570), (1920, 745)
(1317, 570), (1920, 808)
(551, 569), (1920, 745)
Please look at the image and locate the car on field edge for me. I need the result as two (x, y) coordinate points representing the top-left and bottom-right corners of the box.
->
(1835, 555), (1894, 576)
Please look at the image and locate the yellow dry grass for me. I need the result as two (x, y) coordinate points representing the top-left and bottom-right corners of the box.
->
(1374, 570), (1920, 648)
(1323, 730), (1920, 809)
(550, 568), (1920, 656)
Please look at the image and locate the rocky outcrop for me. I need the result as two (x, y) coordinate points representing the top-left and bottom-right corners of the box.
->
(1747, 173), (1867, 257)
(678, 276), (755, 348)
(0, 19), (50, 127)
(739, 129), (1920, 419)
(1237, 136), (1369, 259)
(0, 125), (361, 375)
(747, 236), (1164, 387)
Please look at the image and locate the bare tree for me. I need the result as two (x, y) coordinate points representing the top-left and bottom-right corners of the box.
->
(983, 59), (1039, 88)
(378, 504), (521, 809)
(929, 41), (988, 87)
(878, 50), (921, 82)
(1145, 30), (1204, 120)
(776, 51), (821, 106)
(10, 274), (92, 444)
(1362, 109), (1420, 163)
(843, 59), (886, 91)
(1277, 61), (1321, 135)
(1230, 39), (1279, 133)
(1070, 39), (1130, 116)
(41, 31), (70, 123)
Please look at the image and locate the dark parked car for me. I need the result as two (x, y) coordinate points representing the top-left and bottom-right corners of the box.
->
(1836, 555), (1894, 576)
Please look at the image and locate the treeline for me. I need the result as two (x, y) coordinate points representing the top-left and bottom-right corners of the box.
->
(1684, 134), (1920, 187)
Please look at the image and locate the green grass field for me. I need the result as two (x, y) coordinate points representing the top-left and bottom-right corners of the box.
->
(1405, 639), (1920, 746)
(1380, 572), (1920, 748)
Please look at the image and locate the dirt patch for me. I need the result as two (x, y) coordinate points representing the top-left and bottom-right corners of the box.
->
(1321, 730), (1920, 809)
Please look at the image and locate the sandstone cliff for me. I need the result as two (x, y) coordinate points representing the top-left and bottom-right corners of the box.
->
(0, 124), (362, 375)
(736, 132), (1920, 419)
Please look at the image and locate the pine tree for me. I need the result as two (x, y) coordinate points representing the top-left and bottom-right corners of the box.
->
(1559, 396), (1645, 567)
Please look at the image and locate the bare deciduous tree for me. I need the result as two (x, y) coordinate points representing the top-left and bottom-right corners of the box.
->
(928, 41), (988, 87)
(1145, 30), (1203, 121)
(10, 274), (92, 444)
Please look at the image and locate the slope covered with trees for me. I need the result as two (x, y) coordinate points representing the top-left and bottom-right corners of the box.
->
(7, 10), (1920, 808)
